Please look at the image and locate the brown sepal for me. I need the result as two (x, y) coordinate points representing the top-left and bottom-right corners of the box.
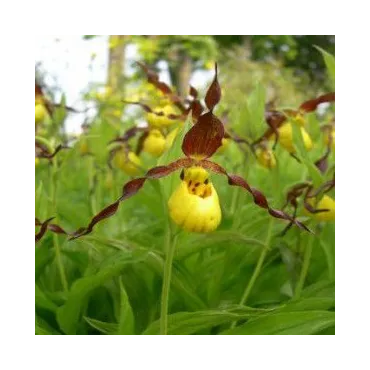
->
(204, 63), (221, 111)
(182, 111), (224, 159)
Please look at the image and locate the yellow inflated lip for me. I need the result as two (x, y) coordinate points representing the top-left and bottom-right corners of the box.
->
(168, 181), (222, 233)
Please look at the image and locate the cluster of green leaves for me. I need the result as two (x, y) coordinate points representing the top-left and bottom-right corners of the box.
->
(35, 48), (334, 335)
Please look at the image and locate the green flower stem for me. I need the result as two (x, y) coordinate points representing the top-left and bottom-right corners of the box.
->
(230, 219), (273, 329)
(160, 227), (177, 335)
(88, 156), (97, 215)
(49, 159), (68, 293)
(294, 228), (316, 300)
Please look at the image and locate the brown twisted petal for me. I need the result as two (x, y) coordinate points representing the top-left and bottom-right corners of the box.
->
(69, 158), (193, 240)
(200, 160), (312, 233)
(35, 217), (72, 242)
(299, 92), (335, 113)
(123, 101), (153, 113)
(35, 217), (55, 242)
(109, 126), (146, 145)
(182, 111), (224, 159)
(146, 158), (194, 179)
(136, 61), (173, 95)
(124, 101), (185, 120)
(35, 143), (69, 159)
(253, 110), (286, 146)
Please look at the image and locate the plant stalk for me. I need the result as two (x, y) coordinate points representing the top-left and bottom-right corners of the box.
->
(49, 159), (68, 293)
(294, 230), (316, 300)
(160, 228), (177, 335)
(230, 219), (273, 329)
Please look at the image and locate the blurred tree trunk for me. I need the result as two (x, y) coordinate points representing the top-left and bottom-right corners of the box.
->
(107, 35), (126, 93)
(105, 35), (126, 129)
(242, 35), (252, 59)
(168, 53), (192, 98)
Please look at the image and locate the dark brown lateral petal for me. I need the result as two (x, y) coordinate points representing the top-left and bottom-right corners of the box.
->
(201, 160), (311, 233)
(136, 61), (160, 85)
(123, 101), (153, 113)
(253, 110), (287, 146)
(70, 201), (120, 239)
(146, 158), (194, 179)
(35, 141), (50, 156)
(53, 104), (89, 114)
(299, 92), (335, 113)
(69, 159), (193, 240)
(48, 224), (69, 234)
(182, 111), (224, 159)
(35, 217), (55, 243)
(124, 101), (185, 120)
(136, 61), (173, 95)
(45, 144), (69, 159)
(119, 178), (146, 201)
(35, 143), (69, 160)
(109, 126), (146, 145)
(204, 63), (221, 111)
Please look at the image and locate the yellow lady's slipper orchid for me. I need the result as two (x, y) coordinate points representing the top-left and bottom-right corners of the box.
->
(291, 114), (305, 127)
(305, 195), (335, 221)
(168, 167), (222, 233)
(255, 146), (276, 169)
(314, 195), (335, 221)
(143, 129), (166, 157)
(215, 138), (230, 155)
(35, 103), (48, 124)
(147, 104), (180, 127)
(35, 157), (40, 166)
(271, 123), (313, 153)
(113, 149), (142, 176)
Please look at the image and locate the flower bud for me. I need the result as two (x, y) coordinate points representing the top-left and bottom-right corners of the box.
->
(35, 103), (48, 124)
(113, 150), (142, 176)
(271, 123), (313, 153)
(255, 146), (276, 169)
(143, 129), (166, 157)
